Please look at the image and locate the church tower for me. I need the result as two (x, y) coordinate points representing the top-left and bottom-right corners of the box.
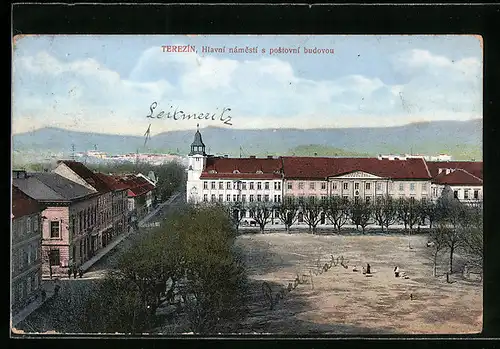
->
(187, 124), (208, 202)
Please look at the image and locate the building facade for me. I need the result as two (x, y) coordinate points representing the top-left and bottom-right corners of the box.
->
(110, 174), (155, 225)
(185, 129), (483, 211)
(96, 172), (129, 245)
(13, 170), (99, 277)
(53, 160), (114, 252)
(11, 186), (44, 316)
(427, 161), (484, 204)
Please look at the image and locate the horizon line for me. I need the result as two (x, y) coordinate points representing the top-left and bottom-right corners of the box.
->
(12, 118), (483, 137)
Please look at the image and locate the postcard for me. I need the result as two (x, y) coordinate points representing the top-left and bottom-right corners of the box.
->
(11, 34), (483, 336)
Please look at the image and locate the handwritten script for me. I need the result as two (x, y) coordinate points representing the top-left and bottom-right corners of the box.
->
(146, 102), (233, 126)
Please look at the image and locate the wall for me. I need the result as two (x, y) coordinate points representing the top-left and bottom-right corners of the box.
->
(432, 184), (483, 203)
(41, 206), (70, 276)
(11, 213), (43, 313)
(198, 179), (283, 206)
(284, 179), (327, 198)
(68, 196), (99, 267)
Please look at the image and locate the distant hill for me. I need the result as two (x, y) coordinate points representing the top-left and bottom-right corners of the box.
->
(12, 119), (482, 162)
(285, 144), (369, 157)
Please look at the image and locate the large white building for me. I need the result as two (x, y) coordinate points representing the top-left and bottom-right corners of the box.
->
(187, 128), (283, 206)
(186, 129), (483, 208)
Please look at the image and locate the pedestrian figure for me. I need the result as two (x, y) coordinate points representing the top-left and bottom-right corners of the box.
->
(366, 263), (371, 275)
(67, 266), (72, 279)
(394, 266), (400, 278)
(73, 266), (78, 279)
(78, 268), (83, 278)
(410, 293), (413, 300)
(362, 266), (366, 275)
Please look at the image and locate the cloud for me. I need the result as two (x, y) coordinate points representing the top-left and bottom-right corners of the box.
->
(12, 46), (482, 135)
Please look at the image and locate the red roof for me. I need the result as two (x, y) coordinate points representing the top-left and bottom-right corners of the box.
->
(95, 173), (129, 191)
(282, 157), (432, 180)
(432, 169), (483, 186)
(200, 173), (280, 179)
(58, 160), (112, 193)
(426, 161), (483, 180)
(12, 186), (44, 219)
(109, 174), (155, 197)
(200, 157), (283, 180)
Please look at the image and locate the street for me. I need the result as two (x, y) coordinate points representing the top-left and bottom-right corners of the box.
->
(14, 193), (185, 334)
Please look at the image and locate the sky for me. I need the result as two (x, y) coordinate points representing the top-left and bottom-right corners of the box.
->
(12, 35), (483, 136)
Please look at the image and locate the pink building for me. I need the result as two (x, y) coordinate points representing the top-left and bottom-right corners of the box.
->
(13, 170), (98, 277)
(53, 160), (114, 251)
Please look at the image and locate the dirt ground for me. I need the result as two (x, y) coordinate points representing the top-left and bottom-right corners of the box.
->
(234, 231), (483, 335)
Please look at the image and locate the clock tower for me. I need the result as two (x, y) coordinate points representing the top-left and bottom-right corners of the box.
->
(187, 124), (208, 202)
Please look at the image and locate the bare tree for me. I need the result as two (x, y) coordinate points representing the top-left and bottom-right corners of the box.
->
(248, 201), (274, 233)
(348, 199), (372, 234)
(322, 195), (349, 232)
(461, 203), (483, 273)
(396, 198), (420, 232)
(442, 225), (467, 274)
(222, 201), (246, 232)
(302, 196), (323, 233)
(372, 195), (398, 232)
(420, 198), (438, 229)
(276, 196), (299, 232)
(427, 226), (448, 277)
(372, 196), (386, 231)
(396, 197), (421, 248)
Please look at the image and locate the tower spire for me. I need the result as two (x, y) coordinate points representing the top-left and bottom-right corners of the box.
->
(189, 126), (206, 156)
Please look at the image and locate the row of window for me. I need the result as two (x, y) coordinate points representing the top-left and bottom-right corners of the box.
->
(202, 194), (282, 203)
(203, 181), (281, 190)
(286, 181), (428, 192)
(454, 189), (480, 200)
(13, 273), (40, 307)
(288, 182), (328, 190)
(16, 243), (39, 273)
(12, 215), (40, 241)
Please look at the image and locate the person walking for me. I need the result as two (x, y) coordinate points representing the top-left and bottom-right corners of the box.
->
(73, 266), (78, 279)
(78, 267), (84, 278)
(366, 263), (371, 275)
(67, 266), (72, 279)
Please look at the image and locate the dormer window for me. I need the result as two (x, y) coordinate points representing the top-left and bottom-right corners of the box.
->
(188, 165), (193, 170)
(209, 170), (217, 174)
(233, 170), (240, 174)
(256, 170), (263, 174)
